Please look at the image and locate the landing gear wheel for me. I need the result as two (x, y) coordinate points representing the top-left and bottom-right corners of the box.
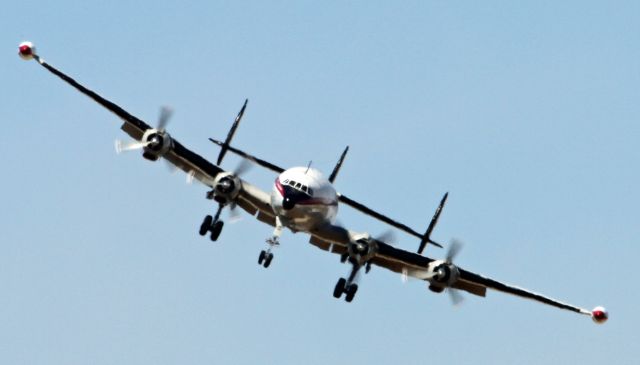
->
(263, 253), (274, 268)
(345, 284), (358, 303)
(333, 278), (347, 299)
(258, 250), (266, 265)
(199, 215), (213, 236)
(209, 220), (224, 241)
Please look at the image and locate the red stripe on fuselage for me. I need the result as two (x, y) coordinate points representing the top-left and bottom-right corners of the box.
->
(274, 178), (336, 206)
(275, 178), (285, 197)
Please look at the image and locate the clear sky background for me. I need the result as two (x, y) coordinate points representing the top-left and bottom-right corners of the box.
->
(2, 1), (638, 364)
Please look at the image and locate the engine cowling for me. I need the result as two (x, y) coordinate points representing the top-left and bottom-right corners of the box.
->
(426, 260), (460, 291)
(212, 172), (242, 205)
(347, 234), (378, 265)
(141, 129), (173, 161)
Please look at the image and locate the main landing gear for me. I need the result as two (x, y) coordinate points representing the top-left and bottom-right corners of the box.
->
(199, 203), (225, 241)
(333, 261), (361, 303)
(258, 217), (283, 268)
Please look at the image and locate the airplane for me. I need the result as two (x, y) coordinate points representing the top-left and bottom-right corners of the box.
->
(18, 41), (608, 324)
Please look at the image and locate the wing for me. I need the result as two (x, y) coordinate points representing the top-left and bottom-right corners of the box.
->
(337, 193), (434, 244)
(453, 268), (592, 315)
(31, 49), (283, 232)
(33, 54), (224, 187)
(307, 227), (594, 318)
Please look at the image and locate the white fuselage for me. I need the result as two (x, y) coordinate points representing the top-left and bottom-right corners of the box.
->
(270, 167), (338, 232)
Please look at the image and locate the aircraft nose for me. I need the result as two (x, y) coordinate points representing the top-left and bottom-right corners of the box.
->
(282, 196), (295, 210)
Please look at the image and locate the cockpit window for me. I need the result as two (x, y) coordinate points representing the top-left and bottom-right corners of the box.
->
(295, 182), (302, 189)
(307, 187), (313, 196)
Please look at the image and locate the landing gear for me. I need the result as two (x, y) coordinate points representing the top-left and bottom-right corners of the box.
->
(199, 204), (225, 242)
(258, 217), (283, 269)
(258, 250), (274, 268)
(333, 260), (361, 303)
(333, 277), (359, 302)
(210, 221), (224, 241)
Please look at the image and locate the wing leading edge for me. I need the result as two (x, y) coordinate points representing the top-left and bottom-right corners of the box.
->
(26, 46), (224, 187)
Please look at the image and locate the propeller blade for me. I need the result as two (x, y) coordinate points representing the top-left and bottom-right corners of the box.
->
(233, 158), (252, 177)
(163, 159), (178, 174)
(448, 288), (464, 306)
(115, 139), (147, 154)
(374, 230), (396, 245)
(186, 170), (196, 185)
(446, 239), (463, 263)
(228, 203), (243, 223)
(157, 106), (173, 132)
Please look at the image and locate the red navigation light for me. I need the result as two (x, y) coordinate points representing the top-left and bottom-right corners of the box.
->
(18, 41), (35, 60)
(591, 306), (608, 324)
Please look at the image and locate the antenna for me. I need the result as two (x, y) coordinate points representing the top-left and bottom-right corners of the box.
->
(305, 161), (313, 174)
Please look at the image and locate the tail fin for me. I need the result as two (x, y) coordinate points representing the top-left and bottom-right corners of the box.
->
(217, 99), (248, 165)
(418, 192), (449, 253)
(328, 146), (349, 183)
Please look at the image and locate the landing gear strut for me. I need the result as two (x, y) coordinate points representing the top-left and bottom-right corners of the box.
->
(199, 203), (225, 241)
(333, 260), (361, 303)
(258, 217), (283, 268)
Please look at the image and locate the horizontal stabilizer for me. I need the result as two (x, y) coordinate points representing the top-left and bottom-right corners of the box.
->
(209, 138), (285, 173)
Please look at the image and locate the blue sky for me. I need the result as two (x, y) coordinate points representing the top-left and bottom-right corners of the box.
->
(2, 1), (638, 364)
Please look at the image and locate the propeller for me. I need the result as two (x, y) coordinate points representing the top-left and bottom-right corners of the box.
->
(115, 140), (149, 153)
(156, 106), (173, 132)
(446, 238), (462, 264)
(215, 157), (253, 222)
(444, 239), (464, 305)
(448, 286), (464, 306)
(115, 106), (173, 154)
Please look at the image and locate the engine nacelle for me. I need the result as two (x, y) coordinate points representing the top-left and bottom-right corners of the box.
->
(141, 129), (173, 161)
(347, 233), (378, 265)
(426, 260), (460, 291)
(212, 172), (242, 204)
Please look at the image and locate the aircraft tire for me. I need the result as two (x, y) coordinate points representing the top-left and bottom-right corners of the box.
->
(264, 253), (273, 268)
(333, 278), (346, 298)
(199, 215), (213, 236)
(345, 284), (358, 303)
(210, 221), (224, 241)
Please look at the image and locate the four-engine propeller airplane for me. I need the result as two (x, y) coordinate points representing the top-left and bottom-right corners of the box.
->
(18, 41), (608, 324)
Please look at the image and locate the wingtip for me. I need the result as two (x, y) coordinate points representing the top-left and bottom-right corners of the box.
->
(18, 41), (37, 61)
(591, 306), (608, 324)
